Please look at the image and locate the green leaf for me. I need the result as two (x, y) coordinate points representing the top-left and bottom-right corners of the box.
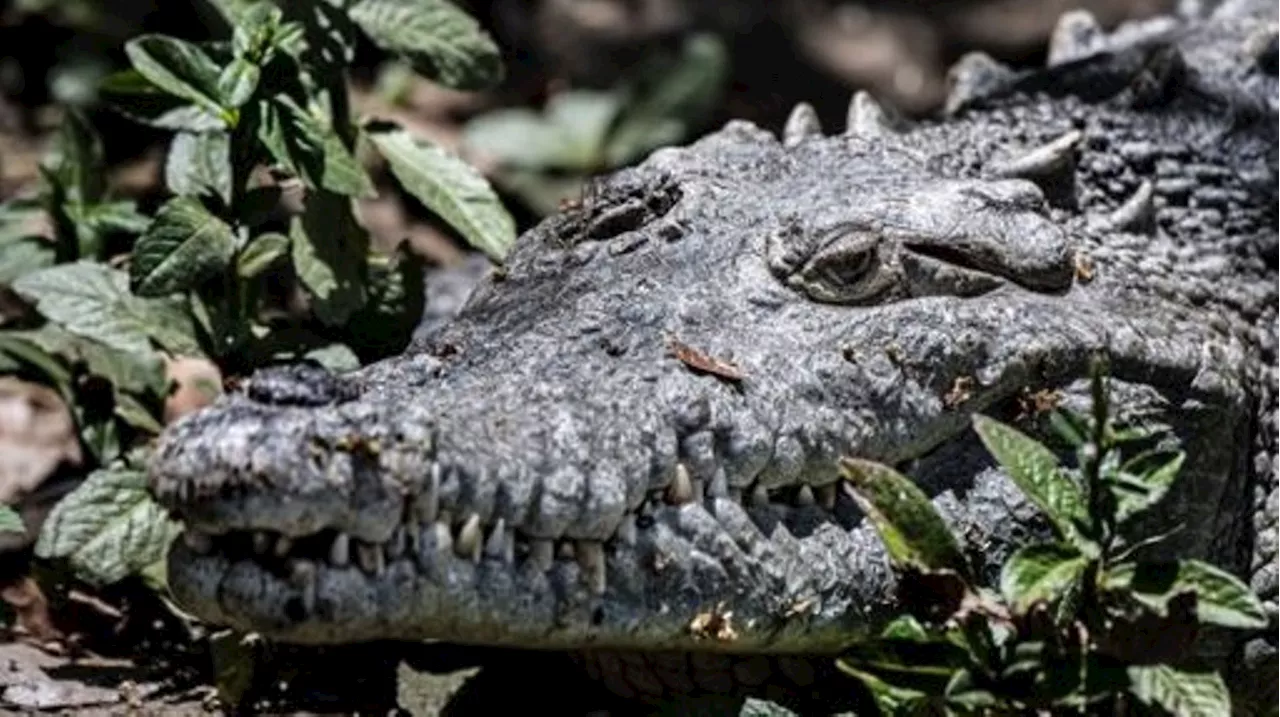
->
(132, 197), (237, 297)
(0, 505), (24, 534)
(738, 698), (801, 717)
(999, 542), (1088, 612)
(304, 343), (360, 372)
(0, 334), (73, 392)
(463, 91), (622, 172)
(217, 58), (260, 108)
(836, 663), (936, 716)
(84, 201), (152, 235)
(100, 70), (225, 131)
(12, 326), (167, 398)
(237, 231), (290, 278)
(42, 108), (105, 204)
(365, 121), (515, 261)
(972, 414), (1090, 546)
(200, 0), (263, 28)
(839, 458), (971, 579)
(12, 262), (202, 356)
(114, 393), (164, 434)
(290, 191), (367, 325)
(1128, 665), (1231, 717)
(165, 131), (233, 204)
(344, 0), (503, 91)
(34, 467), (181, 587)
(257, 95), (374, 197)
(124, 35), (228, 123)
(605, 33), (729, 166)
(344, 243), (423, 359)
(1109, 450), (1184, 524)
(1106, 560), (1268, 630)
(0, 236), (56, 285)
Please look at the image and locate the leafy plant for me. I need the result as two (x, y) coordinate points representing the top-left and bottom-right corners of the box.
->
(0, 0), (513, 599)
(837, 357), (1266, 716)
(463, 33), (729, 215)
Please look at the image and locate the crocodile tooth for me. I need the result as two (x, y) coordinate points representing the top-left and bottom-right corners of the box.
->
(483, 518), (507, 560)
(356, 541), (384, 575)
(782, 102), (822, 147)
(1099, 180), (1156, 234)
(616, 514), (637, 546)
(1047, 9), (1104, 67)
(665, 464), (695, 505)
(455, 513), (482, 563)
(944, 51), (1013, 116)
(183, 530), (212, 554)
(817, 483), (838, 510)
(329, 532), (351, 567)
(289, 559), (317, 615)
(530, 539), (554, 571)
(273, 535), (293, 557)
(557, 541), (576, 560)
(795, 484), (816, 507)
(845, 91), (892, 137)
(417, 464), (441, 523)
(750, 483), (769, 508)
(432, 522), (453, 556)
(989, 130), (1081, 207)
(577, 541), (606, 596)
(252, 532), (271, 555)
(386, 526), (406, 560)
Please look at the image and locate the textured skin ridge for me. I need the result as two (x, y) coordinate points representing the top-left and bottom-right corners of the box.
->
(147, 0), (1277, 708)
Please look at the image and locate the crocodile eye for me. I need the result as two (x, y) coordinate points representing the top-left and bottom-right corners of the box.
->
(790, 227), (895, 304)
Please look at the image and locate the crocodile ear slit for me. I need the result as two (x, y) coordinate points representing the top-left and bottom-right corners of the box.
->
(783, 102), (823, 147)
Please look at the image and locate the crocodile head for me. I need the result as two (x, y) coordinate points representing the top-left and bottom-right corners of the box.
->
(149, 26), (1272, 658)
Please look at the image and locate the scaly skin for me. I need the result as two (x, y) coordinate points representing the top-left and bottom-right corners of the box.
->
(148, 0), (1277, 706)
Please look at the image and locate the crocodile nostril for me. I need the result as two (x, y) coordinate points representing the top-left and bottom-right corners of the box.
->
(246, 362), (359, 407)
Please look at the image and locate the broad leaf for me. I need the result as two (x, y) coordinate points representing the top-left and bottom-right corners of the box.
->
(84, 201), (152, 235)
(1000, 542), (1087, 612)
(605, 34), (728, 166)
(237, 231), (290, 278)
(366, 121), (515, 260)
(463, 91), (622, 171)
(344, 0), (503, 90)
(1110, 449), (1184, 524)
(12, 262), (202, 356)
(839, 458), (971, 579)
(132, 197), (237, 297)
(124, 35), (228, 123)
(257, 95), (374, 197)
(0, 334), (73, 392)
(972, 414), (1090, 545)
(99, 70), (225, 131)
(217, 58), (261, 108)
(1128, 665), (1231, 717)
(34, 467), (181, 586)
(290, 191), (367, 325)
(305, 343), (360, 372)
(344, 242), (423, 359)
(1106, 560), (1267, 630)
(0, 505), (24, 534)
(43, 108), (105, 204)
(166, 131), (233, 205)
(12, 326), (167, 398)
(0, 236), (56, 285)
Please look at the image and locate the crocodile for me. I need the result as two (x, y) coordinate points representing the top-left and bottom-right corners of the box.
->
(148, 0), (1278, 709)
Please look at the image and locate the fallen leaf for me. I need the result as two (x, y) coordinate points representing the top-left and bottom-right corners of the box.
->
(666, 338), (744, 382)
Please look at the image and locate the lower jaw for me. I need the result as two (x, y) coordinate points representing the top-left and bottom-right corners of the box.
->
(166, 499), (876, 653)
